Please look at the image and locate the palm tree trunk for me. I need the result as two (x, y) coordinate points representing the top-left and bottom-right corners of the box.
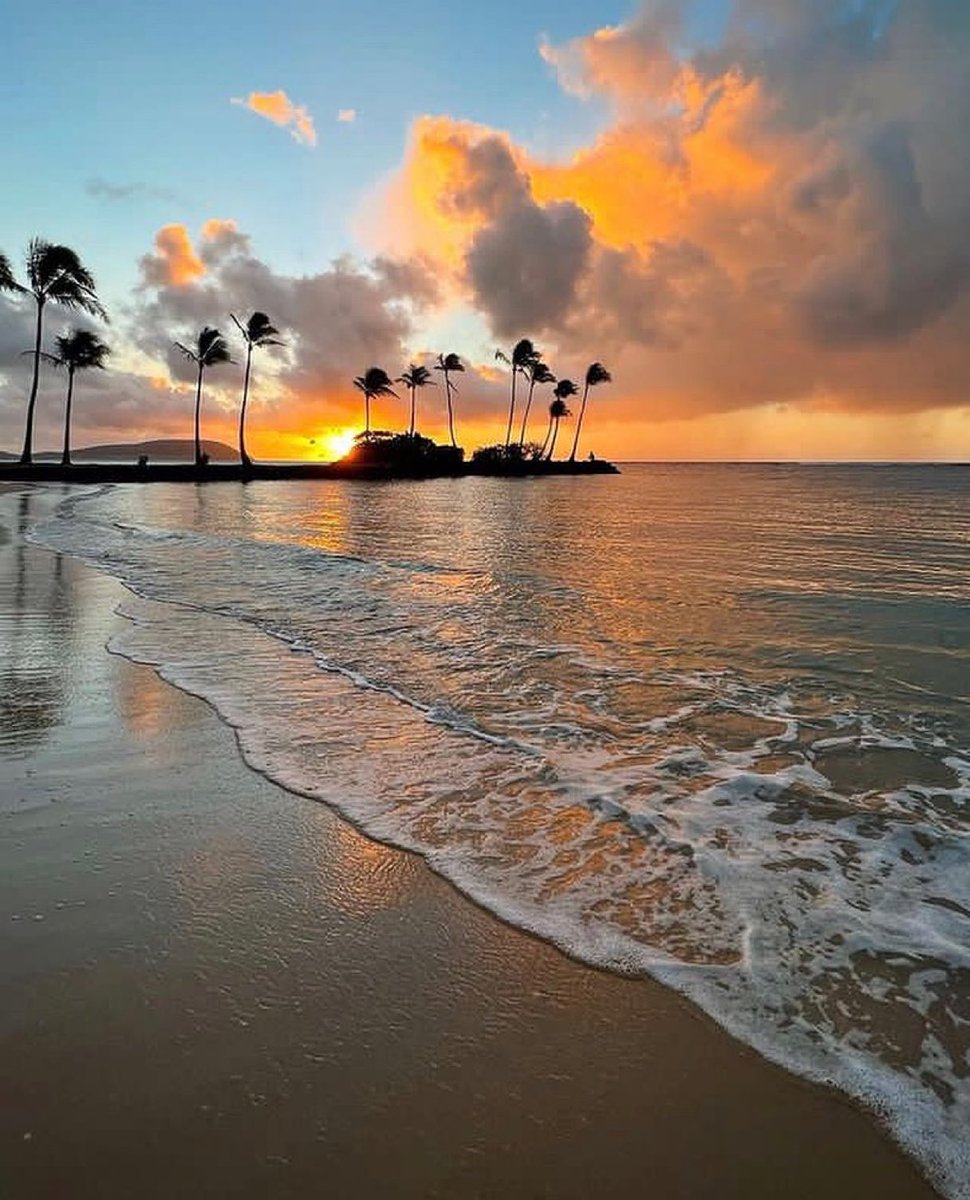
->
(548, 417), (561, 461)
(446, 375), (458, 447)
(365, 391), (371, 434)
(519, 381), (536, 445)
(539, 413), (553, 459)
(239, 343), (253, 467)
(19, 298), (45, 465)
(194, 362), (204, 467)
(504, 368), (517, 448)
(569, 383), (591, 462)
(409, 385), (416, 437)
(61, 368), (75, 467)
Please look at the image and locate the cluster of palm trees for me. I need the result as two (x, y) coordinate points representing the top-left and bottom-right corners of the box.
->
(1, 240), (612, 467)
(356, 339), (611, 463)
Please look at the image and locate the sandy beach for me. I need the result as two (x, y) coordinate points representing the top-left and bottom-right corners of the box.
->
(0, 484), (942, 1199)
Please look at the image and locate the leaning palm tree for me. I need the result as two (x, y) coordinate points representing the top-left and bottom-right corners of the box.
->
(46, 330), (110, 466)
(398, 363), (434, 437)
(230, 311), (283, 468)
(495, 338), (539, 448)
(174, 327), (232, 467)
(11, 240), (107, 465)
(434, 353), (464, 448)
(569, 362), (612, 462)
(542, 379), (578, 459)
(519, 359), (556, 446)
(352, 367), (398, 434)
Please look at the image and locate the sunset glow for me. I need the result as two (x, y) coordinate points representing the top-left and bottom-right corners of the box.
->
(2, 1), (970, 460)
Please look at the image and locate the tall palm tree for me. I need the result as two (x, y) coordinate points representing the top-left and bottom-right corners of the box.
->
(569, 362), (612, 462)
(174, 327), (232, 467)
(519, 359), (556, 446)
(230, 311), (282, 468)
(542, 379), (578, 459)
(434, 353), (464, 448)
(11, 240), (107, 465)
(352, 367), (398, 434)
(47, 330), (111, 466)
(398, 363), (434, 437)
(495, 338), (538, 448)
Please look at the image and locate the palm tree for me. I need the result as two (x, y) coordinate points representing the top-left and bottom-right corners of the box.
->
(10, 240), (107, 465)
(542, 379), (578, 459)
(398, 363), (434, 437)
(519, 359), (556, 446)
(230, 311), (282, 468)
(569, 362), (612, 462)
(174, 327), (232, 467)
(434, 353), (464, 448)
(352, 367), (398, 434)
(47, 330), (110, 466)
(495, 338), (538, 448)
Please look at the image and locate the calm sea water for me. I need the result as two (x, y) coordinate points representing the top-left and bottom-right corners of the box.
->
(29, 465), (970, 1196)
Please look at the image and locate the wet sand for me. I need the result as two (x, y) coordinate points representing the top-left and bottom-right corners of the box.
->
(0, 486), (941, 1199)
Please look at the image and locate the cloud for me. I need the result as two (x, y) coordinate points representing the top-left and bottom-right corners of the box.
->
(375, 0), (970, 425)
(85, 178), (177, 203)
(337, 109), (357, 124)
(138, 224), (206, 288)
(231, 90), (317, 146)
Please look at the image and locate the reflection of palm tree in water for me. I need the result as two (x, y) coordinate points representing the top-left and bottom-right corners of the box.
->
(0, 492), (67, 751)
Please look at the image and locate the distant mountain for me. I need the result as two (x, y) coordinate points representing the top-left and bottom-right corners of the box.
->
(0, 439), (237, 463)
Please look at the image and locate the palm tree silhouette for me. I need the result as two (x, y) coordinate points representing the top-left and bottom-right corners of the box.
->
(434, 353), (464, 448)
(45, 330), (110, 466)
(545, 380), (578, 460)
(398, 363), (434, 437)
(9, 240), (107, 465)
(174, 327), (232, 467)
(230, 311), (282, 468)
(569, 362), (612, 462)
(519, 359), (556, 446)
(353, 367), (398, 434)
(495, 338), (538, 448)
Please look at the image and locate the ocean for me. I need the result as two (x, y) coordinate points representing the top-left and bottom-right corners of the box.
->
(27, 464), (970, 1197)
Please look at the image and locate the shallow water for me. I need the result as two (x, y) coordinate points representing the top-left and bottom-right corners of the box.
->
(27, 465), (970, 1197)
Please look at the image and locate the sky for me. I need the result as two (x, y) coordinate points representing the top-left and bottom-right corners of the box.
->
(2, 0), (970, 461)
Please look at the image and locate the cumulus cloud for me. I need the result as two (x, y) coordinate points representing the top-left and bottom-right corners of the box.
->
(377, 0), (970, 424)
(231, 90), (317, 146)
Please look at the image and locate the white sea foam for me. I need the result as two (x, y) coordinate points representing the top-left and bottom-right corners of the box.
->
(26, 479), (970, 1199)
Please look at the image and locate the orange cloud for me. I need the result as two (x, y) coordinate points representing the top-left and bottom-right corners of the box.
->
(145, 224), (205, 287)
(232, 90), (317, 146)
(370, 0), (970, 443)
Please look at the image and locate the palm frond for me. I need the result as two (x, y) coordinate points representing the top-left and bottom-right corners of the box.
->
(549, 399), (572, 418)
(585, 361), (612, 387)
(0, 251), (23, 294)
(512, 338), (538, 368)
(197, 326), (232, 367)
(529, 360), (556, 385)
(554, 379), (579, 400)
(436, 352), (464, 373)
(27, 240), (107, 320)
(173, 341), (199, 364)
(55, 329), (111, 371)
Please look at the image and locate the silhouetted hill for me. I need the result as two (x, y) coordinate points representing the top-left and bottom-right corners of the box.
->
(0, 439), (237, 463)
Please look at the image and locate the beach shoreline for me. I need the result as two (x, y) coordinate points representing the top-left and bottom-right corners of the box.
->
(0, 483), (944, 1199)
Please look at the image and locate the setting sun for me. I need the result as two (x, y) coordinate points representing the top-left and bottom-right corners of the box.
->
(319, 428), (357, 461)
